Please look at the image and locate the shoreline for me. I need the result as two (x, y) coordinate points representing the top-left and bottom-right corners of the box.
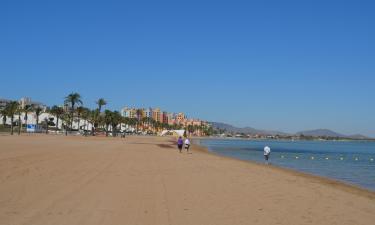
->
(192, 138), (375, 199)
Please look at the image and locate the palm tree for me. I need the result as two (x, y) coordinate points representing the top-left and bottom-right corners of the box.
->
(104, 110), (112, 137)
(5, 101), (19, 135)
(43, 117), (49, 134)
(127, 118), (137, 133)
(34, 106), (43, 132)
(17, 104), (23, 135)
(111, 111), (122, 137)
(64, 92), (83, 131)
(50, 105), (64, 130)
(76, 106), (85, 131)
(23, 104), (33, 130)
(61, 112), (71, 136)
(88, 109), (99, 136)
(141, 117), (149, 131)
(79, 107), (90, 131)
(96, 98), (107, 113)
(0, 107), (8, 126)
(135, 109), (143, 132)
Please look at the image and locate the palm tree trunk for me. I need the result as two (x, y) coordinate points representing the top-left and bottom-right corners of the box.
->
(10, 116), (14, 135)
(77, 117), (80, 131)
(2, 115), (6, 126)
(24, 112), (28, 131)
(56, 116), (59, 130)
(70, 103), (74, 131)
(36, 116), (39, 132)
(18, 113), (21, 135)
(106, 124), (109, 137)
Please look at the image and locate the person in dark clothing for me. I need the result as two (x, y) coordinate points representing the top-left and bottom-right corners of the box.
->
(177, 136), (183, 153)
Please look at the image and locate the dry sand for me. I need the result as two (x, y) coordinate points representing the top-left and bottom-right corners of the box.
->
(0, 135), (374, 225)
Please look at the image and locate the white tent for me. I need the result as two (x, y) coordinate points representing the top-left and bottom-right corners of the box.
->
(160, 130), (185, 137)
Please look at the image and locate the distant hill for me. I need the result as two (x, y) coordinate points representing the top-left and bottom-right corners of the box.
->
(296, 129), (346, 137)
(346, 134), (369, 139)
(295, 129), (370, 139)
(210, 122), (288, 135)
(210, 123), (371, 139)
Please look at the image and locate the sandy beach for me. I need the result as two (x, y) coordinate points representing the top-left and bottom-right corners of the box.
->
(0, 135), (374, 225)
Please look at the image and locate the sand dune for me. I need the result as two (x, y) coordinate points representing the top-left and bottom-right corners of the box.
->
(0, 135), (374, 225)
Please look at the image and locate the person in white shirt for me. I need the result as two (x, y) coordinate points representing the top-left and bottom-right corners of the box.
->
(184, 138), (191, 152)
(264, 146), (271, 164)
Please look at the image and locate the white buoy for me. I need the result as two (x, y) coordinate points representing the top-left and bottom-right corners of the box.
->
(311, 156), (315, 160)
(281, 155), (284, 159)
(295, 156), (299, 159)
(355, 158), (359, 161)
(340, 157), (344, 161)
(325, 157), (329, 160)
(370, 158), (374, 162)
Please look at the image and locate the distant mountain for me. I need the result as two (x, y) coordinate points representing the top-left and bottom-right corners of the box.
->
(210, 122), (288, 135)
(296, 129), (370, 139)
(296, 129), (346, 137)
(210, 123), (371, 139)
(346, 134), (369, 139)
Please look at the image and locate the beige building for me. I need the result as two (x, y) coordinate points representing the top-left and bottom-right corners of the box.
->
(152, 108), (161, 122)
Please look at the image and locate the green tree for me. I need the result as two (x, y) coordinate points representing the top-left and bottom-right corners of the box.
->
(5, 101), (19, 135)
(79, 107), (91, 131)
(96, 98), (107, 113)
(0, 107), (8, 126)
(17, 104), (23, 135)
(64, 92), (83, 131)
(34, 106), (43, 131)
(61, 112), (71, 136)
(50, 105), (64, 130)
(104, 110), (113, 137)
(111, 111), (122, 137)
(23, 104), (33, 130)
(76, 106), (85, 131)
(135, 109), (143, 132)
(43, 117), (49, 134)
(88, 109), (100, 135)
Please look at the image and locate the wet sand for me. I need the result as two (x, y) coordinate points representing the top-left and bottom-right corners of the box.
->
(0, 135), (374, 225)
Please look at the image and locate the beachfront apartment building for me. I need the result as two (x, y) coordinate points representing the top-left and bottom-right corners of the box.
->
(121, 107), (137, 118)
(152, 108), (162, 122)
(162, 111), (168, 124)
(144, 108), (153, 118)
(120, 106), (209, 135)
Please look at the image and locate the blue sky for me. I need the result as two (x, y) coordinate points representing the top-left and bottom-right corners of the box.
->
(1, 0), (374, 136)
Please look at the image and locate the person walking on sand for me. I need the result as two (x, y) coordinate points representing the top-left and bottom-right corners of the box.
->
(184, 138), (191, 153)
(264, 146), (271, 164)
(177, 136), (184, 153)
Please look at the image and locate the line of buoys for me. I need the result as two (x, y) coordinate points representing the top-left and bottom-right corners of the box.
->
(278, 155), (375, 161)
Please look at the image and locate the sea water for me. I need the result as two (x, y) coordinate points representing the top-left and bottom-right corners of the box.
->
(199, 139), (375, 191)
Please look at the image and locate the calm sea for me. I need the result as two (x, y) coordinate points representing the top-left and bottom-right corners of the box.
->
(199, 139), (375, 191)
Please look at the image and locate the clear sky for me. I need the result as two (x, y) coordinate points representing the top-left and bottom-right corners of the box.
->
(1, 0), (374, 137)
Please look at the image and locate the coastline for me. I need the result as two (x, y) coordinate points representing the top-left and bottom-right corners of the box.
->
(192, 138), (375, 199)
